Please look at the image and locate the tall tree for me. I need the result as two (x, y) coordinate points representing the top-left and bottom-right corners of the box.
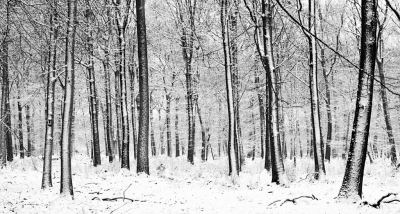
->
(308, 0), (325, 179)
(42, 0), (58, 187)
(85, 0), (101, 167)
(17, 91), (24, 159)
(229, 0), (244, 170)
(175, 0), (197, 164)
(221, 0), (239, 178)
(60, 0), (77, 197)
(136, 0), (150, 175)
(264, 0), (287, 185)
(1, 0), (13, 165)
(376, 16), (397, 166)
(26, 105), (33, 157)
(338, 0), (377, 200)
(115, 0), (132, 169)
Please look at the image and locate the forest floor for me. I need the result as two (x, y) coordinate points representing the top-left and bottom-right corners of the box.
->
(1, 154), (400, 214)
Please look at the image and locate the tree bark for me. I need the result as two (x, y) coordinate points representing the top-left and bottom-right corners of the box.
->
(136, 0), (150, 174)
(176, 0), (197, 164)
(26, 105), (32, 157)
(1, 1), (13, 165)
(221, 0), (239, 178)
(308, 0), (325, 179)
(264, 0), (287, 185)
(85, 1), (101, 166)
(175, 97), (180, 157)
(60, 0), (77, 198)
(18, 95), (24, 159)
(377, 56), (397, 166)
(338, 0), (377, 200)
(166, 94), (172, 157)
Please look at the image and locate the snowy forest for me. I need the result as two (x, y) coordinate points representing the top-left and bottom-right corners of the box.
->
(1, 0), (400, 213)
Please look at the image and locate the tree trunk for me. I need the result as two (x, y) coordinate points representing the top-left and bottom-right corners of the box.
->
(196, 101), (207, 162)
(18, 96), (24, 159)
(175, 97), (180, 157)
(85, 2), (101, 166)
(338, 0), (377, 200)
(176, 0), (196, 164)
(1, 1), (12, 165)
(377, 45), (397, 166)
(264, 0), (287, 185)
(150, 106), (156, 156)
(221, 0), (239, 178)
(26, 105), (32, 157)
(60, 0), (77, 198)
(166, 94), (172, 157)
(129, 66), (137, 160)
(136, 0), (150, 175)
(308, 0), (325, 179)
(229, 0), (244, 171)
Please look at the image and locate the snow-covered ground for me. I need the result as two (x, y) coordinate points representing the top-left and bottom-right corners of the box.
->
(1, 155), (399, 213)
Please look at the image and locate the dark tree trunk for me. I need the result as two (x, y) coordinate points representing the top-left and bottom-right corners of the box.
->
(338, 0), (377, 200)
(176, 0), (197, 164)
(221, 0), (239, 177)
(377, 43), (397, 166)
(166, 94), (172, 157)
(175, 97), (180, 157)
(60, 0), (77, 197)
(1, 1), (12, 165)
(26, 105), (32, 157)
(229, 0), (243, 171)
(85, 1), (101, 166)
(18, 97), (24, 159)
(136, 0), (150, 174)
(264, 0), (287, 185)
(308, 0), (325, 179)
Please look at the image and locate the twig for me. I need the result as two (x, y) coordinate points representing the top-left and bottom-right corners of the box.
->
(268, 200), (281, 206)
(123, 183), (132, 202)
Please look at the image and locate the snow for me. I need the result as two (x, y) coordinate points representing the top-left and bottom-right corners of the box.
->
(1, 155), (399, 213)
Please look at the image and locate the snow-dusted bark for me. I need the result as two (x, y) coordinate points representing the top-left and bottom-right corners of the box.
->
(60, 0), (77, 197)
(308, 0), (325, 179)
(175, 97), (180, 157)
(262, 0), (287, 185)
(85, 0), (101, 167)
(221, 0), (239, 177)
(377, 57), (397, 166)
(42, 0), (58, 188)
(136, 0), (150, 175)
(338, 0), (377, 200)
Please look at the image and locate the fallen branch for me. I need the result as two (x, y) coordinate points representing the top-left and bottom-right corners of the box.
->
(383, 199), (400, 204)
(268, 195), (318, 206)
(92, 197), (136, 202)
(280, 195), (318, 206)
(360, 193), (398, 208)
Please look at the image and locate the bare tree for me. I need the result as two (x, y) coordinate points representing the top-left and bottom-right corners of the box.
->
(338, 0), (377, 200)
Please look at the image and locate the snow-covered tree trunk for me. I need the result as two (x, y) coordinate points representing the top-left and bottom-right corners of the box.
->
(136, 0), (150, 174)
(338, 0), (377, 200)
